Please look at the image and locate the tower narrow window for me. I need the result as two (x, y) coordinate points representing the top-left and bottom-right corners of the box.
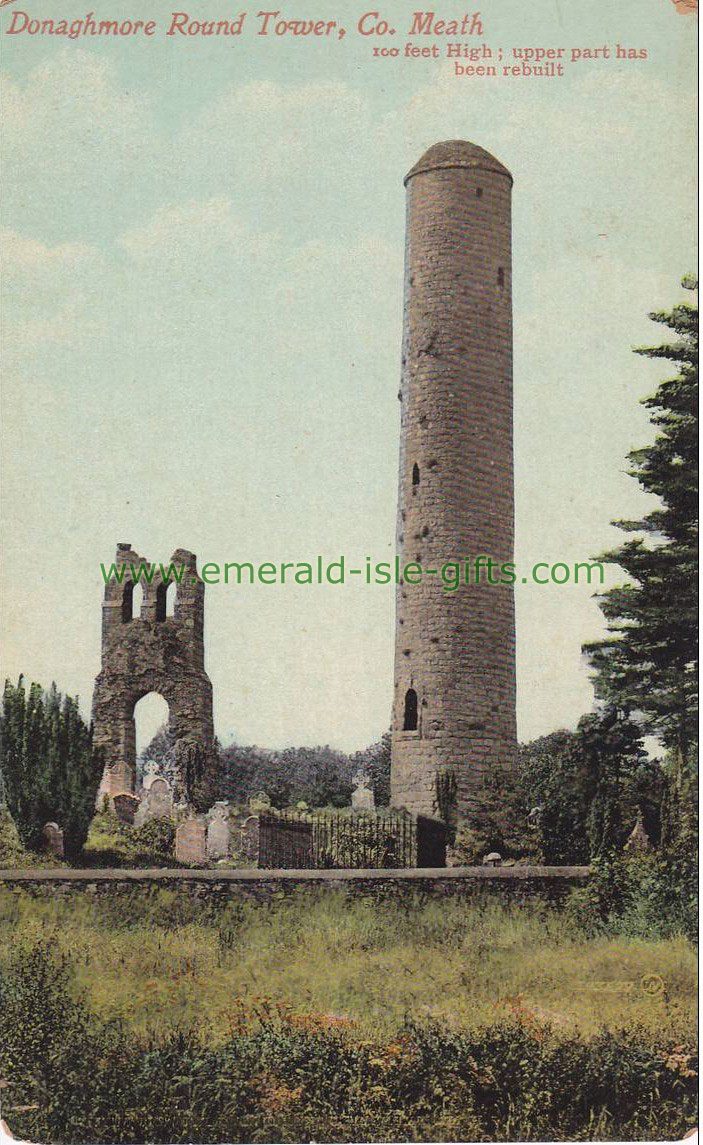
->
(121, 581), (134, 624)
(497, 267), (505, 288)
(412, 463), (420, 486)
(403, 688), (418, 731)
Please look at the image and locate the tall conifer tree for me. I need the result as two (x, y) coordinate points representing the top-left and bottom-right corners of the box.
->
(584, 277), (698, 768)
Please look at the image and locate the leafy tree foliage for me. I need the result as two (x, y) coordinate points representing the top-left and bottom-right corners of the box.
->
(217, 732), (391, 810)
(349, 730), (391, 807)
(0, 677), (104, 859)
(180, 741), (222, 812)
(220, 742), (354, 809)
(518, 713), (655, 864)
(447, 768), (538, 865)
(584, 277), (698, 763)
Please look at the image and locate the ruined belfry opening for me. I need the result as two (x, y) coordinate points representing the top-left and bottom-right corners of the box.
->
(155, 580), (174, 622)
(121, 581), (134, 624)
(403, 688), (418, 731)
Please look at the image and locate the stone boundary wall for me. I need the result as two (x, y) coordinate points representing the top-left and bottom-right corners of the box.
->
(0, 866), (589, 906)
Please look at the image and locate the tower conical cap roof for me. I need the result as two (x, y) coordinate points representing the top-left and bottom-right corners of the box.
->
(405, 140), (512, 185)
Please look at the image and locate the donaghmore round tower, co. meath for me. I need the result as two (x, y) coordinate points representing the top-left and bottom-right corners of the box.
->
(390, 140), (518, 820)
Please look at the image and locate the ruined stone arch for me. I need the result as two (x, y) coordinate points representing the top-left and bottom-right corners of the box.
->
(93, 543), (215, 806)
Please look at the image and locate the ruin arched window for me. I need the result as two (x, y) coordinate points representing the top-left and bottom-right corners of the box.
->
(403, 688), (418, 731)
(155, 581), (173, 623)
(121, 581), (134, 623)
(412, 463), (420, 487)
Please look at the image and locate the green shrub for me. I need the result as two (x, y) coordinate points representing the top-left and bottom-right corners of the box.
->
(0, 807), (34, 867)
(0, 941), (697, 1143)
(0, 807), (69, 869)
(566, 851), (698, 942)
(126, 817), (176, 865)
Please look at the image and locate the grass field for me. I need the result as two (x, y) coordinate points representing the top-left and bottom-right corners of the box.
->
(0, 886), (697, 1142)
(0, 886), (695, 1042)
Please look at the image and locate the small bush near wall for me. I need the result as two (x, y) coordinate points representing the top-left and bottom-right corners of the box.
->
(565, 852), (698, 942)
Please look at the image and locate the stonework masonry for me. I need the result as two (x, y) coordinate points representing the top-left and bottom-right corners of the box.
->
(0, 866), (590, 908)
(390, 140), (517, 818)
(93, 543), (214, 805)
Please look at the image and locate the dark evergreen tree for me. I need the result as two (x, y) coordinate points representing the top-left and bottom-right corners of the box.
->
(180, 741), (222, 812)
(580, 709), (649, 857)
(584, 277), (698, 768)
(0, 677), (104, 858)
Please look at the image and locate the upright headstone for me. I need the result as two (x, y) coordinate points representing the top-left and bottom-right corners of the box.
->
(113, 791), (141, 827)
(351, 773), (375, 811)
(207, 806), (230, 860)
(147, 777), (173, 819)
(241, 815), (260, 863)
(133, 801), (149, 829)
(42, 822), (64, 859)
(175, 818), (207, 865)
(142, 760), (160, 790)
(248, 791), (272, 814)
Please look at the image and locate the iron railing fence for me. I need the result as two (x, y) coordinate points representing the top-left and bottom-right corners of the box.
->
(258, 809), (446, 870)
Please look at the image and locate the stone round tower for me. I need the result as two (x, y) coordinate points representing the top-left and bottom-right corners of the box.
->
(390, 140), (517, 820)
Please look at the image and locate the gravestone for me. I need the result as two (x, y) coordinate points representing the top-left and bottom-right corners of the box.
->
(147, 777), (173, 819)
(241, 815), (260, 862)
(207, 807), (230, 860)
(141, 760), (160, 790)
(248, 790), (272, 814)
(351, 773), (375, 812)
(132, 801), (149, 829)
(42, 822), (64, 859)
(175, 818), (206, 865)
(113, 791), (141, 827)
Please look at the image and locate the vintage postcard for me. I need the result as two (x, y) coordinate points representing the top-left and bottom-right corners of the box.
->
(0, 0), (697, 1141)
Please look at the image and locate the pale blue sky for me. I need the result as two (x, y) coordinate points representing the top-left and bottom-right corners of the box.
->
(1, 0), (697, 752)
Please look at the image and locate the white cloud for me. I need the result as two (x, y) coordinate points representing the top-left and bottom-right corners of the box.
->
(1, 227), (103, 352)
(118, 197), (275, 265)
(0, 227), (95, 272)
